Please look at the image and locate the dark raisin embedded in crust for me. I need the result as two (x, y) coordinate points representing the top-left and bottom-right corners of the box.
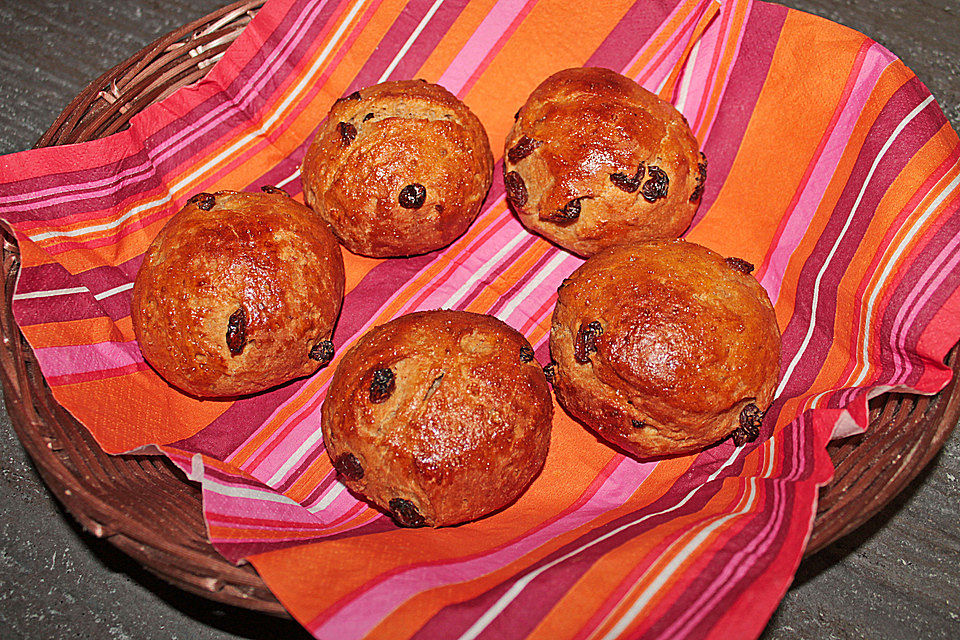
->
(388, 498), (426, 527)
(520, 345), (535, 363)
(690, 153), (708, 202)
(334, 90), (362, 105)
(369, 368), (395, 403)
(631, 418), (646, 429)
(725, 257), (755, 274)
(641, 165), (669, 203)
(543, 361), (557, 384)
(188, 192), (216, 211)
(226, 306), (247, 356)
(514, 109), (521, 121)
(261, 185), (289, 196)
(504, 171), (528, 208)
(610, 162), (645, 193)
(363, 112), (375, 122)
(309, 339), (335, 365)
(557, 196), (588, 221)
(333, 452), (363, 480)
(574, 320), (603, 364)
(732, 403), (764, 446)
(398, 183), (427, 209)
(507, 136), (542, 164)
(338, 121), (357, 146)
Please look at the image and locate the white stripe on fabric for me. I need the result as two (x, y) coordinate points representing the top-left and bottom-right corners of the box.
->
(13, 286), (89, 300)
(776, 95), (935, 397)
(93, 282), (134, 300)
(455, 447), (744, 640)
(377, 0), (446, 83)
(495, 251), (571, 322)
(599, 481), (758, 640)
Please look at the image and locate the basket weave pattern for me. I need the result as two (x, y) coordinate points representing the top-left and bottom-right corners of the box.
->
(1, 0), (956, 613)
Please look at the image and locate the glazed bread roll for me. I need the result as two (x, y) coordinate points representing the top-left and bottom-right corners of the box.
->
(301, 80), (494, 257)
(549, 240), (780, 457)
(132, 188), (345, 397)
(321, 310), (552, 527)
(504, 67), (706, 256)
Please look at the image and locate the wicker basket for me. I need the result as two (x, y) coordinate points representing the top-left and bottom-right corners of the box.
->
(2, 0), (957, 616)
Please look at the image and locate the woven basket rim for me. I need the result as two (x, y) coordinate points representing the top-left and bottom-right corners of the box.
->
(2, 0), (957, 614)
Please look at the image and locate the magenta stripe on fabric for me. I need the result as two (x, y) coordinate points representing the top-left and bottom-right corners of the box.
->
(690, 1), (786, 220)
(402, 454), (747, 640)
(777, 79), (944, 400)
(585, 0), (689, 71)
(170, 379), (309, 459)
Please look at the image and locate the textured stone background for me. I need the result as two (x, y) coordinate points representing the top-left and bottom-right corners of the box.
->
(0, 1), (958, 638)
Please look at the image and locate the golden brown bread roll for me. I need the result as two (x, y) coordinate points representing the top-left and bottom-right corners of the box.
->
(301, 80), (494, 257)
(504, 67), (706, 256)
(131, 188), (345, 397)
(549, 240), (780, 457)
(321, 310), (552, 527)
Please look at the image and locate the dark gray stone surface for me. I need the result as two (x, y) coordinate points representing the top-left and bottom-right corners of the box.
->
(0, 1), (957, 638)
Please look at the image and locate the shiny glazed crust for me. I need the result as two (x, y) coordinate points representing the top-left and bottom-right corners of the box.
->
(550, 240), (781, 457)
(321, 310), (552, 527)
(131, 190), (345, 397)
(504, 67), (706, 257)
(301, 80), (494, 257)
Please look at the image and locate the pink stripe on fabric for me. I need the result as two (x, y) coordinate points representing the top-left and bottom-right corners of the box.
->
(684, 0), (747, 139)
(620, 0), (706, 83)
(890, 190), (960, 385)
(435, 0), (534, 93)
(659, 479), (786, 638)
(150, 0), (341, 170)
(33, 340), (143, 378)
(0, 161), (154, 213)
(632, 1), (711, 89)
(760, 43), (893, 303)
(309, 456), (653, 639)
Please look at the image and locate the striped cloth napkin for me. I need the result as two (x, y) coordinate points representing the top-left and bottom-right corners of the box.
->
(2, 0), (958, 638)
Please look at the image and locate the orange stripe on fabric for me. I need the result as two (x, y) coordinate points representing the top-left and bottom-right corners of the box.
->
(52, 372), (229, 453)
(686, 10), (867, 267)
(655, 0), (723, 100)
(839, 127), (960, 390)
(20, 315), (131, 347)
(463, 0), (635, 154)
(689, 0), (749, 140)
(249, 412), (626, 627)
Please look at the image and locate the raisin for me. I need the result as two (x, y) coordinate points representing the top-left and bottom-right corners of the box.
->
(261, 185), (288, 196)
(398, 183), (427, 209)
(514, 109), (521, 121)
(574, 321), (603, 364)
(543, 361), (557, 384)
(690, 153), (708, 202)
(334, 90), (362, 106)
(732, 403), (764, 446)
(504, 171), (528, 208)
(641, 165), (669, 202)
(333, 453), (363, 480)
(309, 339), (335, 365)
(363, 112), (375, 121)
(389, 498), (426, 527)
(725, 257), (755, 274)
(188, 192), (216, 211)
(610, 162), (645, 193)
(551, 196), (588, 222)
(338, 121), (357, 146)
(226, 306), (247, 356)
(507, 136), (541, 164)
(369, 368), (395, 403)
(520, 345), (535, 363)
(631, 418), (646, 429)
